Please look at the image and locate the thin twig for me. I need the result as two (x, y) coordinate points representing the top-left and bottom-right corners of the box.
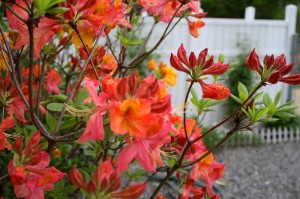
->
(127, 4), (184, 68)
(73, 26), (100, 80)
(191, 82), (265, 144)
(53, 27), (104, 136)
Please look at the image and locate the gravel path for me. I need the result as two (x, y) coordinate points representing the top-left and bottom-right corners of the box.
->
(216, 142), (300, 199)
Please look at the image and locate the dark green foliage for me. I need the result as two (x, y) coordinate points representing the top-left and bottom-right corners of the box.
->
(201, 128), (223, 150)
(265, 111), (300, 128)
(225, 54), (255, 115)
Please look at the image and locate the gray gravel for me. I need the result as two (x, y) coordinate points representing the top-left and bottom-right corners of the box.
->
(215, 142), (300, 199)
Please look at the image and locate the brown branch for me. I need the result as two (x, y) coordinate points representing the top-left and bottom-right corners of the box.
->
(127, 4), (184, 69)
(53, 27), (104, 136)
(72, 25), (100, 80)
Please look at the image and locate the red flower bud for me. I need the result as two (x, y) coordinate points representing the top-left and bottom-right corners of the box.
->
(63, 5), (76, 20)
(267, 71), (281, 84)
(177, 44), (190, 67)
(59, 36), (68, 46)
(203, 63), (229, 75)
(273, 54), (286, 69)
(280, 74), (300, 85)
(13, 137), (24, 154)
(69, 167), (87, 190)
(197, 48), (208, 66)
(170, 53), (189, 74)
(79, 47), (88, 59)
(189, 52), (197, 69)
(199, 81), (230, 100)
(191, 12), (208, 19)
(263, 54), (274, 69)
(279, 63), (294, 76)
(246, 49), (262, 74)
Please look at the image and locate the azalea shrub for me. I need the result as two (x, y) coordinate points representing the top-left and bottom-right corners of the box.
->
(0, 0), (300, 199)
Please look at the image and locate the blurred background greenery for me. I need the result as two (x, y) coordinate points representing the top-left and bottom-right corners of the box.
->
(201, 0), (300, 34)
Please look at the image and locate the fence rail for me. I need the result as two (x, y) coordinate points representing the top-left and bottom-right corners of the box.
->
(224, 127), (300, 147)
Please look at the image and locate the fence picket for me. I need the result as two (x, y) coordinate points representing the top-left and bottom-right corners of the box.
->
(271, 128), (277, 144)
(296, 128), (300, 141)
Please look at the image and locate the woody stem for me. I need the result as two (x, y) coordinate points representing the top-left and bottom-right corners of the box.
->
(183, 81), (195, 143)
(191, 82), (265, 144)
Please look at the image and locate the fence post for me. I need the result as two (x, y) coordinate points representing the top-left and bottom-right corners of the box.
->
(245, 6), (255, 21)
(285, 5), (297, 40)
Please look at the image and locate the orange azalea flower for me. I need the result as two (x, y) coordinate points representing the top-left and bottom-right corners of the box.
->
(0, 51), (8, 71)
(53, 148), (61, 159)
(110, 98), (152, 139)
(116, 130), (171, 171)
(70, 159), (146, 198)
(0, 76), (28, 122)
(148, 59), (157, 71)
(173, 118), (206, 161)
(6, 0), (60, 58)
(46, 68), (62, 94)
(159, 62), (177, 86)
(8, 132), (66, 199)
(199, 80), (230, 100)
(77, 78), (109, 142)
(98, 54), (118, 75)
(156, 194), (165, 199)
(190, 153), (225, 196)
(0, 114), (15, 151)
(187, 19), (205, 38)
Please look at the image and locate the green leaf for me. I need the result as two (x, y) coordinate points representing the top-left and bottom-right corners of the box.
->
(242, 108), (251, 119)
(238, 82), (248, 99)
(130, 13), (140, 25)
(49, 94), (68, 101)
(218, 54), (224, 62)
(255, 107), (269, 120)
(200, 99), (211, 108)
(118, 35), (129, 46)
(191, 98), (201, 107)
(191, 88), (198, 99)
(229, 62), (239, 67)
(46, 7), (69, 14)
(60, 119), (77, 130)
(274, 91), (282, 105)
(239, 92), (247, 102)
(84, 150), (96, 157)
(202, 108), (215, 112)
(45, 114), (57, 132)
(267, 103), (277, 116)
(47, 0), (65, 8)
(34, 0), (48, 11)
(275, 112), (296, 118)
(263, 93), (272, 107)
(128, 39), (143, 45)
(257, 118), (279, 123)
(253, 92), (263, 100)
(47, 103), (64, 112)
(207, 100), (223, 107)
(276, 105), (298, 112)
(249, 82), (261, 94)
(231, 94), (243, 104)
(75, 88), (90, 105)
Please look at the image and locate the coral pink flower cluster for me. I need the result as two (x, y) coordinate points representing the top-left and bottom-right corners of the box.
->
(70, 159), (146, 198)
(8, 132), (66, 199)
(139, 0), (207, 37)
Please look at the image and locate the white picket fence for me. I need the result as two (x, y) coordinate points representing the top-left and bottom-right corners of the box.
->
(224, 127), (300, 147)
(141, 5), (298, 133)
